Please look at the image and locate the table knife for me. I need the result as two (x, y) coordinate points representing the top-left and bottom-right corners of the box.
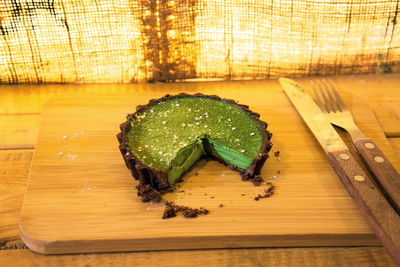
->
(279, 78), (400, 265)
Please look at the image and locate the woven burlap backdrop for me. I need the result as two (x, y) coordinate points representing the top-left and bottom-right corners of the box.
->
(0, 0), (399, 83)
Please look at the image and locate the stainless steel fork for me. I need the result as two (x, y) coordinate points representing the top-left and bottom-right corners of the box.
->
(312, 79), (400, 213)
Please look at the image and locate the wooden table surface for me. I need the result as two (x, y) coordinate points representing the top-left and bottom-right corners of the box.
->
(1, 73), (400, 266)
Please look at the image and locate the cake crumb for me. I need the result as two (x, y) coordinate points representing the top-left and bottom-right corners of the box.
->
(162, 205), (177, 219)
(274, 151), (280, 157)
(210, 196), (215, 199)
(249, 175), (264, 186)
(195, 173), (199, 176)
(218, 204), (224, 208)
(162, 202), (209, 219)
(253, 182), (275, 201)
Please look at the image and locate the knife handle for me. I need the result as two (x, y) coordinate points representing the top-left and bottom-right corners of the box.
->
(327, 149), (400, 265)
(353, 138), (400, 214)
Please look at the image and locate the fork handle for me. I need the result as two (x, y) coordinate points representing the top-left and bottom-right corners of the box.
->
(354, 138), (400, 214)
(327, 149), (400, 265)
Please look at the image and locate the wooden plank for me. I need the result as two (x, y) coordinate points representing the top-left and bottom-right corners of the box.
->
(0, 150), (33, 243)
(1, 73), (400, 115)
(389, 138), (400, 160)
(0, 114), (41, 150)
(370, 101), (400, 138)
(0, 84), (143, 114)
(0, 247), (395, 267)
(19, 88), (398, 254)
(301, 73), (400, 100)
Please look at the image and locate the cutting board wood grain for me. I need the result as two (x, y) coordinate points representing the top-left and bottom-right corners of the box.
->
(20, 82), (399, 254)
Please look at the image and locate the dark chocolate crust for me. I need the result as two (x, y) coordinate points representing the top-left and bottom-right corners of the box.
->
(117, 93), (273, 202)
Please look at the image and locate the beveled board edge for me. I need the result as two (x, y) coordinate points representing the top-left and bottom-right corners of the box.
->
(19, 222), (379, 255)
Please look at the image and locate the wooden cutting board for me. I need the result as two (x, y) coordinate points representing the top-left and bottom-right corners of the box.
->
(20, 81), (399, 254)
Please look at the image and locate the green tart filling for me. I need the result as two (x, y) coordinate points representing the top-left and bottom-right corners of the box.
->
(127, 96), (264, 185)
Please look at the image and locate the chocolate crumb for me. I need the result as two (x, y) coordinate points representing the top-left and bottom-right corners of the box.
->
(241, 194), (246, 196)
(211, 196), (215, 199)
(218, 204), (224, 208)
(162, 204), (177, 219)
(253, 182), (276, 201)
(177, 190), (185, 193)
(249, 175), (264, 186)
(183, 209), (198, 218)
(277, 170), (280, 174)
(274, 151), (280, 157)
(162, 202), (209, 219)
(195, 173), (199, 176)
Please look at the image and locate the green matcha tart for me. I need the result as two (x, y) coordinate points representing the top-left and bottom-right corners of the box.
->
(117, 94), (273, 202)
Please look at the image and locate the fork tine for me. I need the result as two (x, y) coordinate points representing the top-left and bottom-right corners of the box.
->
(321, 79), (339, 113)
(312, 86), (326, 112)
(311, 80), (328, 113)
(325, 79), (347, 112)
(316, 80), (334, 113)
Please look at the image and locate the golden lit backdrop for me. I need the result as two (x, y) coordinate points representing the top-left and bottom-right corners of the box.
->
(0, 0), (399, 83)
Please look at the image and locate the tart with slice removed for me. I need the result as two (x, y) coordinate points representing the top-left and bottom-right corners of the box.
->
(117, 94), (273, 202)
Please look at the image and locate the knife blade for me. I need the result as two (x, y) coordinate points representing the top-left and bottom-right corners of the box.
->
(279, 78), (400, 265)
(279, 78), (347, 153)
